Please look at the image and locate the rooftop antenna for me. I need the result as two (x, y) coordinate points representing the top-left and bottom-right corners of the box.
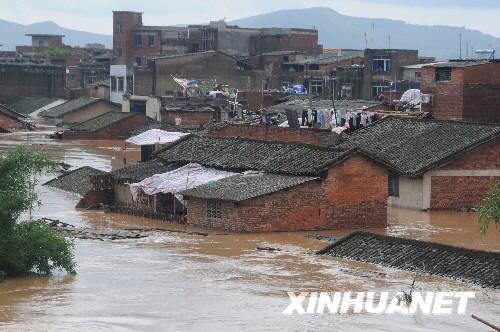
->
(459, 33), (462, 59)
(364, 32), (368, 47)
(388, 33), (391, 49)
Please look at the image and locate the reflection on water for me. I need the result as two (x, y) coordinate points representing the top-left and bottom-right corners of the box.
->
(0, 132), (499, 332)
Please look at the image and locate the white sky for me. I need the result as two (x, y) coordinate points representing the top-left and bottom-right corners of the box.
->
(1, 0), (500, 37)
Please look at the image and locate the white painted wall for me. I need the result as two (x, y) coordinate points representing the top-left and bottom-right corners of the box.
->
(388, 176), (424, 210)
(110, 65), (127, 105)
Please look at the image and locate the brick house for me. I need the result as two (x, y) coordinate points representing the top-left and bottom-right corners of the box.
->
(41, 97), (121, 126)
(420, 60), (500, 123)
(63, 111), (153, 140)
(154, 135), (390, 232)
(0, 104), (27, 132)
(343, 117), (500, 210)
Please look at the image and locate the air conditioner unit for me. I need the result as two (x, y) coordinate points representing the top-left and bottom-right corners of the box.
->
(421, 94), (433, 104)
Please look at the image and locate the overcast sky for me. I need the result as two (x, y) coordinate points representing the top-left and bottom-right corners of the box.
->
(2, 0), (500, 37)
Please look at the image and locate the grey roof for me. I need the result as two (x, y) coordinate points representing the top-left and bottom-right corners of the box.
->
(265, 98), (382, 114)
(155, 135), (347, 176)
(44, 166), (107, 196)
(423, 60), (494, 68)
(0, 104), (26, 121)
(181, 173), (318, 202)
(343, 117), (500, 177)
(7, 97), (58, 115)
(70, 112), (139, 132)
(41, 97), (102, 118)
(318, 231), (500, 289)
(110, 160), (180, 183)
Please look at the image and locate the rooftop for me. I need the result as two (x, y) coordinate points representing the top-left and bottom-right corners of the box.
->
(155, 135), (347, 176)
(0, 104), (27, 121)
(7, 96), (58, 115)
(342, 117), (500, 177)
(423, 60), (496, 68)
(70, 112), (138, 132)
(41, 97), (103, 118)
(265, 98), (383, 113)
(44, 166), (107, 196)
(181, 173), (318, 202)
(110, 160), (180, 183)
(25, 34), (65, 37)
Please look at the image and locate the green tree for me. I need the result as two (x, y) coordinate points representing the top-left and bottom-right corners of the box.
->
(476, 181), (500, 235)
(0, 147), (76, 279)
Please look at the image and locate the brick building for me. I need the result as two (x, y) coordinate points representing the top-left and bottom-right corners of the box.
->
(154, 135), (389, 232)
(343, 117), (500, 210)
(41, 97), (120, 126)
(0, 63), (66, 103)
(0, 104), (27, 132)
(63, 111), (152, 140)
(16, 34), (65, 56)
(420, 60), (500, 123)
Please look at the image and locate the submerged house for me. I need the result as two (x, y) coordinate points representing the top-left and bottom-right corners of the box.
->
(343, 117), (500, 210)
(0, 104), (29, 132)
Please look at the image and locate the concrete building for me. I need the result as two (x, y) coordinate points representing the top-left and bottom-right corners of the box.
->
(420, 60), (500, 123)
(362, 49), (419, 99)
(344, 117), (500, 211)
(16, 34), (65, 56)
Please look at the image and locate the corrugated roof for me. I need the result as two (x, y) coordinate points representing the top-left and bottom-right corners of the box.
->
(41, 97), (102, 118)
(7, 96), (58, 115)
(181, 173), (318, 202)
(70, 112), (137, 132)
(318, 231), (500, 289)
(155, 135), (345, 176)
(44, 166), (107, 196)
(343, 117), (500, 177)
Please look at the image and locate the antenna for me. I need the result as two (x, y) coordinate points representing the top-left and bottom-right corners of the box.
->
(459, 33), (462, 59)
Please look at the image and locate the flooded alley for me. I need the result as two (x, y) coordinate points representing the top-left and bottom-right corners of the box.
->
(0, 131), (499, 332)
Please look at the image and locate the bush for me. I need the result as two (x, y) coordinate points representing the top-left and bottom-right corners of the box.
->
(0, 147), (76, 279)
(476, 181), (500, 234)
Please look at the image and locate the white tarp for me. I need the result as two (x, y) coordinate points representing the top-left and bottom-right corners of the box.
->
(400, 89), (421, 106)
(129, 163), (237, 200)
(126, 129), (189, 146)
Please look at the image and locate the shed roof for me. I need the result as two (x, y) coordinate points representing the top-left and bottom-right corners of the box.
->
(44, 166), (107, 196)
(343, 117), (500, 177)
(70, 112), (138, 132)
(154, 135), (349, 176)
(7, 96), (58, 115)
(41, 97), (105, 118)
(181, 172), (318, 202)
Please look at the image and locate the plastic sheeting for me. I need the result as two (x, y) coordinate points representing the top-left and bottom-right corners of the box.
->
(400, 89), (421, 106)
(129, 163), (237, 200)
(126, 129), (189, 146)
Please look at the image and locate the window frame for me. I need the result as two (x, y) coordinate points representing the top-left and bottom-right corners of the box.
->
(207, 200), (222, 219)
(388, 171), (400, 197)
(148, 35), (155, 47)
(117, 77), (124, 92)
(435, 67), (452, 82)
(134, 34), (142, 47)
(372, 56), (392, 73)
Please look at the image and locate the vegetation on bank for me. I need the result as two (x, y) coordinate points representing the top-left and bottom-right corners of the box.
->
(476, 181), (500, 235)
(0, 147), (75, 281)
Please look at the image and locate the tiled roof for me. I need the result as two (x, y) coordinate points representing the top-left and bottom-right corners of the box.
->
(318, 231), (500, 289)
(0, 104), (26, 121)
(180, 173), (318, 202)
(70, 112), (139, 132)
(44, 166), (107, 196)
(7, 97), (58, 115)
(343, 117), (500, 177)
(155, 135), (344, 176)
(41, 97), (102, 118)
(264, 99), (382, 113)
(110, 160), (181, 183)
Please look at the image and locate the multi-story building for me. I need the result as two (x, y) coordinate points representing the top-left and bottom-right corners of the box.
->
(16, 34), (65, 56)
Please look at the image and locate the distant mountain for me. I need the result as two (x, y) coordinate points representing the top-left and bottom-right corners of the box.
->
(0, 19), (112, 51)
(231, 7), (500, 59)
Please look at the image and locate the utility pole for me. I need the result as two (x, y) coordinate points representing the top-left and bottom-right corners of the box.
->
(388, 33), (391, 49)
(459, 33), (462, 59)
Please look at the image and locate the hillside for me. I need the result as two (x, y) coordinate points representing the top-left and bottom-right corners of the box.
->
(0, 19), (112, 50)
(231, 7), (500, 59)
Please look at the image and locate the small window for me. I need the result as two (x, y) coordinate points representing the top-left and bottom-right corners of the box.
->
(116, 47), (123, 57)
(135, 57), (142, 67)
(116, 23), (123, 33)
(117, 77), (124, 92)
(148, 35), (155, 47)
(134, 34), (142, 46)
(207, 200), (221, 219)
(372, 56), (391, 72)
(126, 75), (134, 94)
(371, 82), (390, 98)
(388, 172), (400, 197)
(436, 67), (452, 82)
(310, 80), (323, 96)
(111, 77), (117, 91)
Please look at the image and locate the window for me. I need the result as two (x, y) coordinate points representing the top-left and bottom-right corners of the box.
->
(371, 82), (390, 98)
(207, 200), (221, 219)
(118, 77), (124, 92)
(436, 67), (452, 82)
(134, 34), (142, 46)
(116, 23), (123, 33)
(310, 80), (324, 96)
(86, 71), (97, 85)
(340, 83), (353, 99)
(111, 76), (117, 91)
(388, 172), (400, 197)
(126, 75), (134, 94)
(116, 47), (122, 57)
(148, 35), (155, 47)
(134, 57), (142, 67)
(372, 56), (391, 72)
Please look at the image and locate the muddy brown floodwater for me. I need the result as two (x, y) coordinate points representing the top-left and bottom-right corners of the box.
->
(0, 131), (499, 332)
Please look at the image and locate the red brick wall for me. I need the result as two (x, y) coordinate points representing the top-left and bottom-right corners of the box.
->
(0, 113), (21, 131)
(162, 111), (215, 127)
(63, 113), (150, 140)
(186, 154), (388, 232)
(430, 138), (500, 210)
(207, 124), (335, 147)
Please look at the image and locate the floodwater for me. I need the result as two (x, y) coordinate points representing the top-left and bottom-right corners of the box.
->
(0, 131), (499, 332)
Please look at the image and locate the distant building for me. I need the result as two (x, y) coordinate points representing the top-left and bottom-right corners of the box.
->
(16, 34), (65, 56)
(420, 60), (500, 123)
(0, 104), (28, 132)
